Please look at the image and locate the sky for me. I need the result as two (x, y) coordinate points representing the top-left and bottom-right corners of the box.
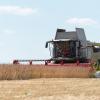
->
(0, 0), (100, 63)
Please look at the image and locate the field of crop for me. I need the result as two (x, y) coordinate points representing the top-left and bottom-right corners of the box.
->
(0, 78), (100, 100)
(0, 64), (94, 80)
(0, 64), (98, 100)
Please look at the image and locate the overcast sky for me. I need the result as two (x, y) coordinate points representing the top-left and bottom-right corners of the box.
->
(0, 0), (100, 63)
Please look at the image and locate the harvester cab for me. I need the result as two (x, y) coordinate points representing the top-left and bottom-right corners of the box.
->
(46, 39), (80, 63)
(46, 28), (93, 64)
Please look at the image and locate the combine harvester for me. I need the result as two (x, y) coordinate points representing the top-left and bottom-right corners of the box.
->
(13, 28), (99, 78)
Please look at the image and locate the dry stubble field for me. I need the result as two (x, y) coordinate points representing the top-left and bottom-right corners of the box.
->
(0, 78), (100, 100)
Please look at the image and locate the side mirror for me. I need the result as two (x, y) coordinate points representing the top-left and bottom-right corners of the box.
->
(45, 42), (48, 48)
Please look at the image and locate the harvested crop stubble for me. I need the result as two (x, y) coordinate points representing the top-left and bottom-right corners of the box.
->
(0, 64), (94, 80)
(0, 78), (100, 100)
